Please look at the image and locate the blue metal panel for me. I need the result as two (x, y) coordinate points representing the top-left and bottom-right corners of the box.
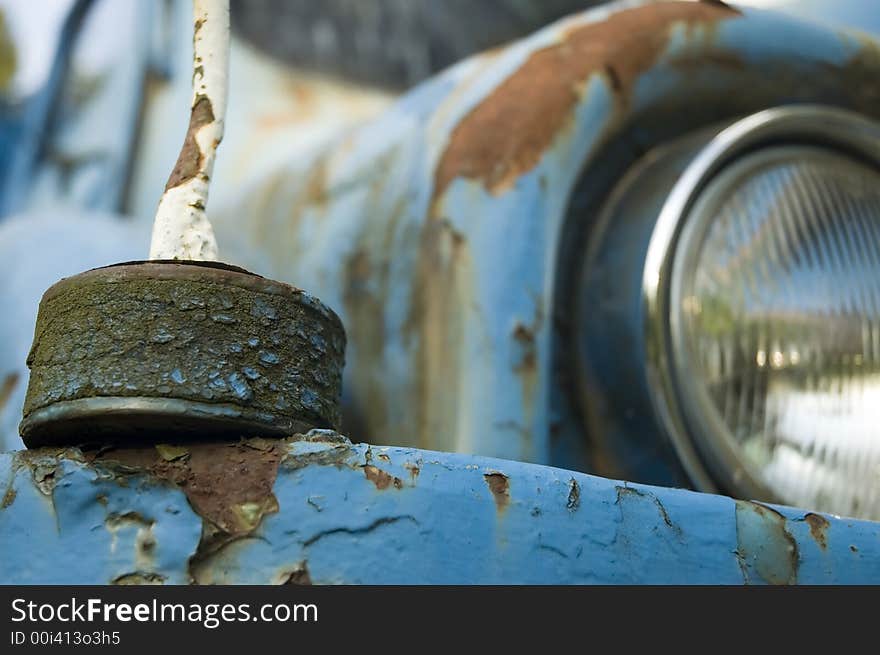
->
(2, 433), (876, 584)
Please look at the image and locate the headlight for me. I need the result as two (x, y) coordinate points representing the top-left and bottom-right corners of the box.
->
(577, 105), (880, 520)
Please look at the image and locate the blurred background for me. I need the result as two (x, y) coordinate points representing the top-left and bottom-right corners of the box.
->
(1, 0), (876, 229)
(0, 0), (877, 453)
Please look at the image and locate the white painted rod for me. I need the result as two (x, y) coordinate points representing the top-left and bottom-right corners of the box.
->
(148, 0), (229, 261)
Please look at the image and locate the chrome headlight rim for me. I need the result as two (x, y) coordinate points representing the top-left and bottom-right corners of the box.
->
(643, 104), (880, 502)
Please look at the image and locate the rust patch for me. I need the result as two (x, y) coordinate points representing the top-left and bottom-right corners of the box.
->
(804, 513), (830, 550)
(432, 1), (739, 201)
(164, 94), (215, 190)
(363, 465), (403, 490)
(93, 438), (283, 536)
(0, 371), (18, 412)
(276, 562), (312, 585)
(405, 462), (420, 485)
(93, 439), (288, 582)
(484, 472), (510, 512)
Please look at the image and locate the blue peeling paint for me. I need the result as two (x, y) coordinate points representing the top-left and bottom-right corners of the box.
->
(2, 437), (878, 584)
(1, 454), (201, 584)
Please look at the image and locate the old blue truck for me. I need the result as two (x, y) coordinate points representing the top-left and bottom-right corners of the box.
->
(2, 0), (880, 584)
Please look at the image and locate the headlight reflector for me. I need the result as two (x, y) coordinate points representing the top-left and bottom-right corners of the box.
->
(576, 105), (880, 520)
(671, 145), (880, 519)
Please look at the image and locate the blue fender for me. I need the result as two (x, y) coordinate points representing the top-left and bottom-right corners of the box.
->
(1, 432), (876, 584)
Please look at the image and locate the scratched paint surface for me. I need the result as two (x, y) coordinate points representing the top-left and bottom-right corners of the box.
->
(1, 431), (877, 584)
(203, 1), (880, 478)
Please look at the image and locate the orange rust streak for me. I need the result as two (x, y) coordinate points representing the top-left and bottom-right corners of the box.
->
(405, 462), (420, 485)
(432, 1), (740, 201)
(804, 513), (830, 550)
(484, 472), (510, 513)
(363, 464), (403, 490)
(164, 95), (215, 191)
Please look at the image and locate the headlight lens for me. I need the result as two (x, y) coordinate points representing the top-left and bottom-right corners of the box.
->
(577, 105), (880, 521)
(671, 145), (880, 519)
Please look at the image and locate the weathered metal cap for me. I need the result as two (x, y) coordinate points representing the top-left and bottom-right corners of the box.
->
(19, 260), (346, 447)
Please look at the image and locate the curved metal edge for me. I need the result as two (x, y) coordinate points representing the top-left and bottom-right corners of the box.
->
(642, 104), (880, 499)
(2, 439), (878, 583)
(19, 396), (322, 448)
(572, 125), (722, 488)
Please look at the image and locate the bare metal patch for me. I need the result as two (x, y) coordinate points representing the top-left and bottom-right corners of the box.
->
(432, 1), (740, 200)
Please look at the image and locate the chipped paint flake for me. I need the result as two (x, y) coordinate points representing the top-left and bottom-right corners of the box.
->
(94, 438), (284, 538)
(363, 464), (403, 490)
(2, 443), (879, 583)
(274, 562), (312, 585)
(484, 471), (510, 512)
(804, 513), (830, 550)
(566, 477), (580, 511)
(735, 501), (799, 585)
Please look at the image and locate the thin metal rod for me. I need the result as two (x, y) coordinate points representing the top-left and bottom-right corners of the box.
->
(148, 0), (229, 261)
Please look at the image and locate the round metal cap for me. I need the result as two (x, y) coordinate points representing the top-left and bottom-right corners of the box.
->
(19, 260), (346, 447)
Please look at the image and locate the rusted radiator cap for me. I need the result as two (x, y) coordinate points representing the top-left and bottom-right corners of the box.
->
(19, 260), (346, 448)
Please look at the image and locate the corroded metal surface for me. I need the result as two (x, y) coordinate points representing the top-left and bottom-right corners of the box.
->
(20, 261), (345, 447)
(1, 431), (877, 584)
(207, 0), (880, 478)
